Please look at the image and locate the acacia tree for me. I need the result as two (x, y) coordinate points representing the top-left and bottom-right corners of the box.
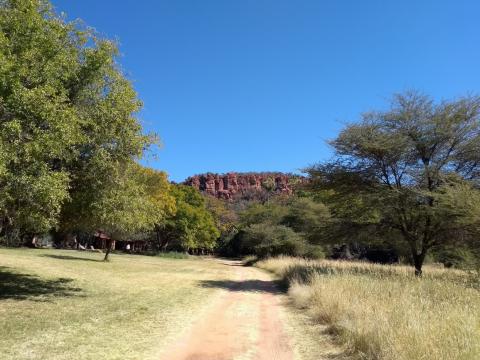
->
(308, 91), (480, 275)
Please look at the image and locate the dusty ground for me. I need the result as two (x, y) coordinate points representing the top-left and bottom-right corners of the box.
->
(0, 250), (343, 360)
(159, 259), (343, 360)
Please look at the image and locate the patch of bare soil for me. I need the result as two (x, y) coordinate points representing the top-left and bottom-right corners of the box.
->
(160, 259), (293, 360)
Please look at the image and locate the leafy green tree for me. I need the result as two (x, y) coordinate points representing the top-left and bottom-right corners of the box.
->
(138, 167), (177, 252)
(0, 0), (156, 247)
(62, 164), (169, 261)
(157, 185), (220, 253)
(205, 196), (238, 235)
(307, 91), (480, 275)
(239, 196), (330, 235)
(0, 0), (78, 241)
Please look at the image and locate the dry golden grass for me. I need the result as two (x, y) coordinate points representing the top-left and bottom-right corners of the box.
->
(0, 248), (231, 360)
(257, 256), (480, 360)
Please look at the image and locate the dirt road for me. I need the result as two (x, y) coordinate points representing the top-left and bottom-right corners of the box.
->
(159, 259), (296, 360)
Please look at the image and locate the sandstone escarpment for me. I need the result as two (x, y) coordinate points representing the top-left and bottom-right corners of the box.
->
(184, 172), (304, 200)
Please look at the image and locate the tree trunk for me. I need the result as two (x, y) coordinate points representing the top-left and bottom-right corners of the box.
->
(412, 251), (426, 277)
(401, 228), (428, 277)
(155, 230), (161, 252)
(103, 240), (112, 262)
(414, 257), (422, 277)
(161, 241), (169, 252)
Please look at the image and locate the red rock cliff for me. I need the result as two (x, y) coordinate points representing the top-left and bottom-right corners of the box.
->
(184, 172), (303, 200)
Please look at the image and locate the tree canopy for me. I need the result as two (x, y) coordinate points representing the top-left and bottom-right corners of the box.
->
(155, 185), (220, 253)
(307, 91), (480, 274)
(0, 0), (156, 247)
(221, 195), (329, 259)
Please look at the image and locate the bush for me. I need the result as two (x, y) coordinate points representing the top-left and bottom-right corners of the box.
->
(302, 244), (326, 259)
(0, 229), (22, 247)
(432, 246), (480, 270)
(241, 223), (307, 258)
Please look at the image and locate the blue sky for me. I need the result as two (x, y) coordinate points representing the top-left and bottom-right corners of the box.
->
(52, 0), (479, 182)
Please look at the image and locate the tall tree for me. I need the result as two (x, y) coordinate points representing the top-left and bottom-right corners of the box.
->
(307, 91), (480, 275)
(0, 0), (77, 241)
(62, 164), (174, 261)
(0, 0), (156, 245)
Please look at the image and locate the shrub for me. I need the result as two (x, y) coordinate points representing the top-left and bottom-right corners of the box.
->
(302, 244), (326, 259)
(241, 223), (307, 258)
(432, 246), (480, 270)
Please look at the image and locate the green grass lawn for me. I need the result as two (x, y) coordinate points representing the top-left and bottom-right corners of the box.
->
(0, 248), (231, 360)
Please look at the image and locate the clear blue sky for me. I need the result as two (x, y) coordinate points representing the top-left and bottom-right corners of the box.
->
(52, 0), (479, 182)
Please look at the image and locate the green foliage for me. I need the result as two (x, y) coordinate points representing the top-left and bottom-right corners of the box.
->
(0, 0), (220, 255)
(157, 185), (220, 252)
(302, 244), (326, 259)
(260, 176), (276, 191)
(70, 164), (170, 238)
(0, 0), (156, 243)
(239, 200), (289, 227)
(434, 179), (480, 231)
(0, 0), (78, 237)
(281, 197), (330, 238)
(223, 195), (329, 258)
(432, 246), (480, 270)
(307, 91), (480, 274)
(240, 223), (307, 258)
(136, 166), (177, 223)
(239, 196), (330, 235)
(204, 195), (238, 247)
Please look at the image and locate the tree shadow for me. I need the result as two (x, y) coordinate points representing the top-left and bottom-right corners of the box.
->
(0, 266), (82, 301)
(199, 279), (284, 294)
(40, 254), (102, 262)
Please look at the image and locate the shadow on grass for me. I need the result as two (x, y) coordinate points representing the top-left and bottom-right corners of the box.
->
(0, 266), (82, 301)
(40, 254), (103, 262)
(199, 279), (284, 294)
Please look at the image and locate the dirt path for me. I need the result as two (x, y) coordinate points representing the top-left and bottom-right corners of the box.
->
(160, 259), (294, 360)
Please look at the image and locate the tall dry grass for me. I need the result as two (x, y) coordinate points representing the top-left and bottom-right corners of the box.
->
(257, 257), (480, 360)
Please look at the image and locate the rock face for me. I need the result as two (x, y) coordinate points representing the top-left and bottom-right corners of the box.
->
(184, 172), (303, 200)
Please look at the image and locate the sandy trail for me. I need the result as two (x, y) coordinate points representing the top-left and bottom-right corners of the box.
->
(160, 259), (294, 360)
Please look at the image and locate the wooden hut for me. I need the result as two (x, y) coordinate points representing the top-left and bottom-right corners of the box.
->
(92, 231), (147, 252)
(93, 231), (115, 250)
